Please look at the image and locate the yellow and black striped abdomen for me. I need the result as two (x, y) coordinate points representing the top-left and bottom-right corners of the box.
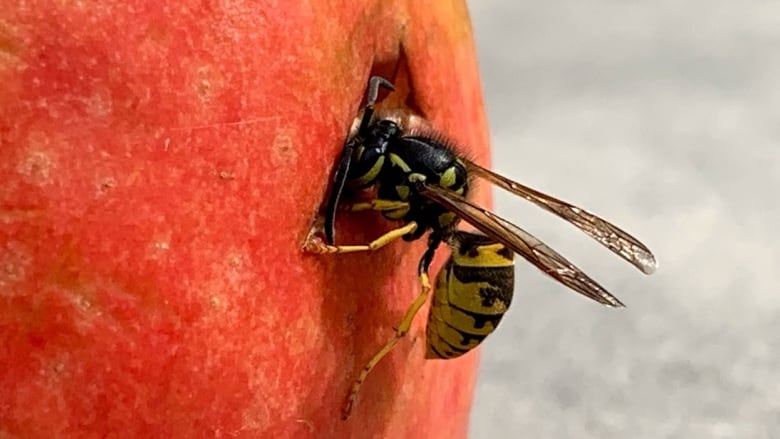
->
(426, 232), (515, 359)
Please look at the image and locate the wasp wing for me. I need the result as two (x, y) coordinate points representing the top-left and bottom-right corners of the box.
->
(464, 159), (657, 275)
(418, 182), (625, 307)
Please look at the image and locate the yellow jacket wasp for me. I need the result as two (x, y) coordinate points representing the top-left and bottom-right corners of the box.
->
(304, 76), (657, 419)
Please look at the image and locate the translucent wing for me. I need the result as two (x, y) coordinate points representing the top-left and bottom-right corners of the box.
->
(464, 159), (657, 275)
(417, 182), (625, 307)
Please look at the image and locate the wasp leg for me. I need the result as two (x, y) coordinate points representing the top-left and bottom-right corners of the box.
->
(341, 267), (431, 419)
(340, 199), (410, 212)
(342, 236), (441, 419)
(304, 221), (417, 254)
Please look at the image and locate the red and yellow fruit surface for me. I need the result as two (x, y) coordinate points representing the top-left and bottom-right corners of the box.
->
(1, 1), (491, 437)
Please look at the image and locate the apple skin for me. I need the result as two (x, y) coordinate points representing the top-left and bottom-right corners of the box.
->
(0, 1), (491, 438)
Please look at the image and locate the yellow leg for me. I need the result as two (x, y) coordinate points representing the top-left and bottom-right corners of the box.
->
(305, 222), (417, 254)
(341, 199), (410, 212)
(342, 271), (432, 419)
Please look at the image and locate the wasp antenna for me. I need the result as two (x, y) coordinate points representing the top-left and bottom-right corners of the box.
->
(358, 77), (395, 136)
(367, 76), (395, 106)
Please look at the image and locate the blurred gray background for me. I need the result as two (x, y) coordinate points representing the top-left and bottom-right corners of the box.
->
(467, 2), (779, 438)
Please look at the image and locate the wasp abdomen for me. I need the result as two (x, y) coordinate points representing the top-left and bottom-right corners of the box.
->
(425, 232), (515, 359)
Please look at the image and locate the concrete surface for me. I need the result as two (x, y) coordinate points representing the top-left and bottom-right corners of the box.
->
(467, 2), (780, 438)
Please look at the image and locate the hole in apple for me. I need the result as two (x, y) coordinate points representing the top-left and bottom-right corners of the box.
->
(366, 47), (421, 118)
(303, 47), (431, 422)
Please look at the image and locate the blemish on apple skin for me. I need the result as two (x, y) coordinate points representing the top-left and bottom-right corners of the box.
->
(72, 294), (93, 312)
(52, 361), (66, 375)
(227, 253), (242, 268)
(153, 239), (170, 250)
(196, 66), (214, 102)
(240, 402), (271, 432)
(200, 248), (253, 314)
(198, 78), (213, 101)
(218, 170), (236, 180)
(84, 88), (112, 118)
(16, 148), (55, 187)
(222, 249), (251, 289)
(145, 232), (172, 261)
(295, 418), (315, 433)
(271, 127), (296, 167)
(209, 295), (225, 310)
(97, 176), (117, 194)
(38, 357), (68, 381)
(0, 241), (32, 291)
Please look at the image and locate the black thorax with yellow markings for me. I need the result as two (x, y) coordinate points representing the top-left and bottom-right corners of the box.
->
(346, 119), (468, 241)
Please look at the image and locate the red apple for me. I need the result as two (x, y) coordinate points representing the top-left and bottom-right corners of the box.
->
(1, 1), (491, 437)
